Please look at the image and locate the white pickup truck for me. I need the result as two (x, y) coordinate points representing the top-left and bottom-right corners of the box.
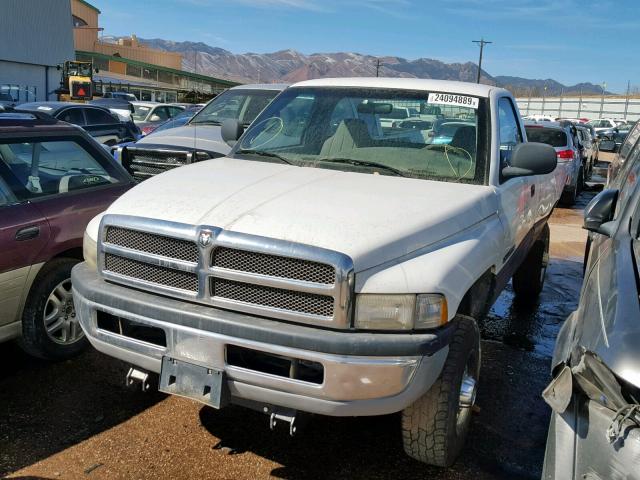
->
(72, 78), (561, 467)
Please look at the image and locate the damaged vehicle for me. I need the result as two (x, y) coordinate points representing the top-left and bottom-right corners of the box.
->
(542, 128), (640, 479)
(72, 78), (560, 467)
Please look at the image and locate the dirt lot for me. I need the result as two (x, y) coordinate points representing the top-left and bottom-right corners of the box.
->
(0, 188), (598, 480)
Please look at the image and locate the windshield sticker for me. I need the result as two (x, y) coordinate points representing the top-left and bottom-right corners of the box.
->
(427, 93), (479, 109)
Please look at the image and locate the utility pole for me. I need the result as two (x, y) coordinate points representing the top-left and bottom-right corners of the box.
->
(472, 38), (492, 84)
(375, 58), (382, 77)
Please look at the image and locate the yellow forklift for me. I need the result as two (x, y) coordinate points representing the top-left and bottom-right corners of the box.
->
(55, 60), (99, 102)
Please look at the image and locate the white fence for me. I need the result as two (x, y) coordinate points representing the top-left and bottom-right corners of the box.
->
(515, 96), (640, 121)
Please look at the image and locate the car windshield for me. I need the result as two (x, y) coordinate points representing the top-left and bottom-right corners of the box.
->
(132, 105), (151, 121)
(525, 127), (568, 147)
(190, 89), (279, 126)
(233, 87), (486, 184)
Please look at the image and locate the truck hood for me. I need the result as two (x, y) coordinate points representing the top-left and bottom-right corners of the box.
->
(136, 124), (231, 155)
(104, 158), (499, 272)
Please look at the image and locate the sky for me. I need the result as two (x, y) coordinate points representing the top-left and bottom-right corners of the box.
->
(96, 0), (640, 93)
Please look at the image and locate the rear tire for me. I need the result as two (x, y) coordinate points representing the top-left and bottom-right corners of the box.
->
(402, 316), (480, 467)
(20, 258), (87, 360)
(513, 224), (549, 302)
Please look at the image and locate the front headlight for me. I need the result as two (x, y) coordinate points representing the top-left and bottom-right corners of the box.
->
(354, 293), (448, 331)
(83, 230), (98, 272)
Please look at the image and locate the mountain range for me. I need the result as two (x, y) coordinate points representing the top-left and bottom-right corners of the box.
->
(110, 37), (607, 96)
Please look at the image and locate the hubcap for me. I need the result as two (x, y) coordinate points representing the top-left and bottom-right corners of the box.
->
(456, 362), (478, 434)
(43, 279), (83, 345)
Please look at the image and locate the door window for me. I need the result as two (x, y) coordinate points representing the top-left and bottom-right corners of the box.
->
(84, 108), (116, 125)
(0, 140), (125, 199)
(0, 177), (16, 206)
(57, 108), (86, 125)
(167, 106), (184, 118)
(618, 122), (640, 163)
(498, 97), (522, 169)
(152, 107), (169, 121)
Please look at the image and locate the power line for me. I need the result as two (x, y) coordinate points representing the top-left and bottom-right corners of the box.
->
(472, 38), (492, 84)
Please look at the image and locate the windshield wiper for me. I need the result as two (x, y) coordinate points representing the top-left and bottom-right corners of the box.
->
(235, 149), (294, 165)
(317, 158), (407, 177)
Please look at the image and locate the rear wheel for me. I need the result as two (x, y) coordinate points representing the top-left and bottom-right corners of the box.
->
(401, 316), (480, 467)
(513, 224), (550, 303)
(20, 258), (87, 360)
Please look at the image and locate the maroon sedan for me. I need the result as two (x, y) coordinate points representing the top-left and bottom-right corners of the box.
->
(0, 112), (133, 359)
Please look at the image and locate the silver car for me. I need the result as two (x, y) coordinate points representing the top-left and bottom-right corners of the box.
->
(542, 130), (640, 479)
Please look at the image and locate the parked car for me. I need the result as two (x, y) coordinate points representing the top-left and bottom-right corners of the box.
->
(523, 114), (555, 123)
(140, 105), (203, 136)
(89, 97), (137, 123)
(525, 123), (582, 204)
(588, 118), (625, 140)
(613, 120), (636, 146)
(117, 84), (287, 180)
(574, 124), (598, 179)
(131, 101), (185, 131)
(0, 112), (133, 359)
(542, 124), (640, 480)
(103, 91), (138, 102)
(18, 101), (139, 146)
(73, 78), (559, 467)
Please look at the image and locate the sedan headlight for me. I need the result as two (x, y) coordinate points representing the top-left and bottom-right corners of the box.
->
(354, 293), (448, 331)
(83, 230), (98, 272)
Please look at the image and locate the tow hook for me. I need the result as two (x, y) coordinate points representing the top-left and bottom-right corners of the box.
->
(126, 367), (151, 392)
(269, 408), (298, 436)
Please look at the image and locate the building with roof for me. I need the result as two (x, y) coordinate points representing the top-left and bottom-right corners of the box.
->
(0, 0), (76, 102)
(70, 0), (238, 102)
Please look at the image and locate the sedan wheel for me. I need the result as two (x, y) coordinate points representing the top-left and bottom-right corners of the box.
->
(43, 279), (84, 345)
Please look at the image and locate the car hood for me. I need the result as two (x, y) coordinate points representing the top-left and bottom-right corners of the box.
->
(135, 124), (230, 155)
(103, 158), (499, 272)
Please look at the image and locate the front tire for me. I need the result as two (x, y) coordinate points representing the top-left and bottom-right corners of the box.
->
(513, 224), (550, 302)
(20, 258), (87, 360)
(402, 316), (480, 467)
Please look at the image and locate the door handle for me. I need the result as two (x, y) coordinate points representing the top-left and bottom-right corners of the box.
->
(15, 225), (40, 241)
(530, 184), (536, 197)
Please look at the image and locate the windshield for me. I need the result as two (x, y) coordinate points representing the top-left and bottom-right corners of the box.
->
(190, 89), (279, 126)
(232, 87), (486, 184)
(132, 105), (151, 121)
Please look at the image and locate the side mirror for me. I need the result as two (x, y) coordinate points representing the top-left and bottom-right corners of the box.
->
(221, 119), (244, 146)
(502, 142), (557, 179)
(584, 188), (618, 236)
(598, 139), (618, 153)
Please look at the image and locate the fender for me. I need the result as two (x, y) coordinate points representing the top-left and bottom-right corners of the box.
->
(356, 214), (504, 321)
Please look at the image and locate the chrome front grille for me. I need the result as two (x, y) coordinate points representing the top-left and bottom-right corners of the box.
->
(212, 248), (336, 284)
(105, 227), (199, 263)
(123, 148), (191, 181)
(98, 215), (354, 328)
(212, 278), (334, 317)
(104, 254), (199, 292)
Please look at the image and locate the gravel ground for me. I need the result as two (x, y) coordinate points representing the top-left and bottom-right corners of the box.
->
(0, 188), (597, 480)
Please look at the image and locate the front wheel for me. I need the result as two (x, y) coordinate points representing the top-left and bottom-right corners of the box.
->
(401, 316), (480, 467)
(512, 224), (550, 302)
(20, 258), (87, 360)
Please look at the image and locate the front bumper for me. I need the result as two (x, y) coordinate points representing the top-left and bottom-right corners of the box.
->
(72, 263), (451, 416)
